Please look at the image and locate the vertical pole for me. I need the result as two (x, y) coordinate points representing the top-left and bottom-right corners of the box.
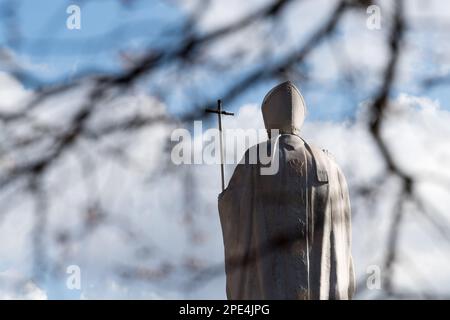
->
(218, 100), (225, 191)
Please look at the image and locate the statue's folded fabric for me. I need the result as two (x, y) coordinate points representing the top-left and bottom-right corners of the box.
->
(218, 81), (355, 300)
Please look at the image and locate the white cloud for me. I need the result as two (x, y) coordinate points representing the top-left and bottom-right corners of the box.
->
(1, 70), (450, 299)
(0, 72), (32, 112)
(0, 269), (47, 300)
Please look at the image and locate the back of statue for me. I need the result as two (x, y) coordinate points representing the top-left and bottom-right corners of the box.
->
(218, 81), (355, 300)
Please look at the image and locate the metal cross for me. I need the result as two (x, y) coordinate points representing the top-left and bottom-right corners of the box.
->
(205, 100), (234, 191)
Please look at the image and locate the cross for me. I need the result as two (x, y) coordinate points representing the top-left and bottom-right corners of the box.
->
(205, 100), (234, 192)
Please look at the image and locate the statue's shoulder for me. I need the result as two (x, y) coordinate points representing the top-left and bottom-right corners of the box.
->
(320, 148), (336, 161)
(308, 144), (335, 161)
(308, 143), (345, 182)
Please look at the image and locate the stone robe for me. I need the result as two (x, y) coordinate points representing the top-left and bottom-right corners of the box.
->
(218, 134), (355, 300)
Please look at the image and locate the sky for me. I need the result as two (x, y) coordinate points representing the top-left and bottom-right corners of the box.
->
(1, 0), (450, 122)
(1, 74), (450, 298)
(1, 0), (179, 77)
(1, 0), (450, 299)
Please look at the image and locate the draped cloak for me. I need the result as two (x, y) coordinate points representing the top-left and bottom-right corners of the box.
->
(218, 135), (355, 299)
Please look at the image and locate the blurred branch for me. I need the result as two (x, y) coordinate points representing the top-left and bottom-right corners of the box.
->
(363, 0), (410, 296)
(360, 0), (450, 298)
(0, 0), (449, 299)
(422, 73), (450, 89)
(184, 0), (349, 121)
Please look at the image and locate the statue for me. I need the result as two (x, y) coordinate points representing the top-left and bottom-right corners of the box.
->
(218, 81), (355, 300)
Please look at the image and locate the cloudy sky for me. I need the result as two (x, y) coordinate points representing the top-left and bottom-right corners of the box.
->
(1, 0), (450, 299)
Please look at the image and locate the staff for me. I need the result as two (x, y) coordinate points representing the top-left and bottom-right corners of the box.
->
(205, 100), (234, 191)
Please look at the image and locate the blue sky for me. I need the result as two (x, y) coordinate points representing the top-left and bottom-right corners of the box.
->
(1, 0), (450, 299)
(1, 0), (449, 123)
(1, 1), (178, 79)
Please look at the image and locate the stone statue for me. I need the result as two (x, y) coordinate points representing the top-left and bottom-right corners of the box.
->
(218, 81), (355, 300)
